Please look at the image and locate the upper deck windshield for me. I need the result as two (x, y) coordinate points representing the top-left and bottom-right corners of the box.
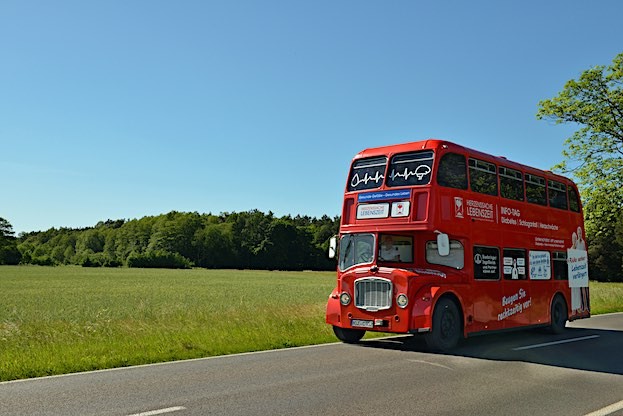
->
(387, 151), (434, 187)
(347, 157), (387, 192)
(347, 150), (434, 192)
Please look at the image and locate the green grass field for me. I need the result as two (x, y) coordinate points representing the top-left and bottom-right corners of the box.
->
(1, 266), (622, 382)
(586, 281), (623, 315)
(0, 266), (341, 381)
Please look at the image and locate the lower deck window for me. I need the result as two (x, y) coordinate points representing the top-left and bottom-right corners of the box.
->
(553, 251), (568, 280)
(473, 246), (500, 280)
(529, 251), (551, 280)
(426, 240), (464, 269)
(378, 234), (413, 263)
(503, 249), (526, 280)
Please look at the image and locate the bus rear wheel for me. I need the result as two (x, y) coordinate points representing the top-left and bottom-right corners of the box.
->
(425, 298), (462, 352)
(548, 295), (567, 334)
(333, 326), (365, 343)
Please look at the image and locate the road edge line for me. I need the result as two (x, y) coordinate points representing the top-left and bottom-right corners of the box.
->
(584, 399), (623, 416)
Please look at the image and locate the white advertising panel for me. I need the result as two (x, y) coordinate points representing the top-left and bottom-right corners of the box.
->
(567, 249), (589, 288)
(529, 251), (551, 280)
(356, 203), (389, 219)
(391, 201), (410, 217)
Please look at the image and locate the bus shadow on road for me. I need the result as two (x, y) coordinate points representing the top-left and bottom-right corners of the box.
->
(359, 327), (623, 375)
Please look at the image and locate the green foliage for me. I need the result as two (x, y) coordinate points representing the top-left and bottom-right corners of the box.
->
(15, 211), (340, 271)
(127, 250), (193, 269)
(537, 52), (623, 281)
(194, 223), (236, 268)
(0, 217), (21, 265)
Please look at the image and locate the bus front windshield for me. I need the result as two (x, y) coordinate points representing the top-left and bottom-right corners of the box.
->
(339, 233), (375, 271)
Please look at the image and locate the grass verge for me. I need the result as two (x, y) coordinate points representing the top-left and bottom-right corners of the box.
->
(587, 281), (623, 315)
(0, 266), (341, 381)
(1, 266), (621, 381)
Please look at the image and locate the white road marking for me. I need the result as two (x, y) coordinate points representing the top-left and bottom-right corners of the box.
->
(127, 406), (186, 416)
(584, 399), (623, 416)
(407, 359), (454, 371)
(512, 335), (600, 351)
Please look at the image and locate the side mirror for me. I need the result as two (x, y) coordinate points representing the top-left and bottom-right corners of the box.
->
(328, 236), (337, 259)
(436, 232), (450, 257)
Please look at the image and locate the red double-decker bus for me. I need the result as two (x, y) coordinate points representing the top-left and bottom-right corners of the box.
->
(326, 139), (590, 351)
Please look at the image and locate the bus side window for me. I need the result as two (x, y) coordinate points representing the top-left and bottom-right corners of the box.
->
(528, 250), (551, 280)
(473, 246), (500, 280)
(553, 252), (568, 280)
(437, 153), (468, 190)
(526, 174), (547, 206)
(568, 186), (581, 213)
(502, 249), (526, 280)
(426, 240), (464, 269)
(499, 166), (524, 201)
(548, 180), (568, 210)
(469, 158), (498, 196)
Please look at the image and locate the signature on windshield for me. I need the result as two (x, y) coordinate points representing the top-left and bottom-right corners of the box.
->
(389, 165), (431, 182)
(350, 171), (384, 188)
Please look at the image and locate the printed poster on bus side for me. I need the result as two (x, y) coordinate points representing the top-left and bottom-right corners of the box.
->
(567, 249), (589, 288)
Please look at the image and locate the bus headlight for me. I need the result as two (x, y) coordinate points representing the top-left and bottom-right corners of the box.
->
(396, 293), (409, 308)
(340, 292), (352, 306)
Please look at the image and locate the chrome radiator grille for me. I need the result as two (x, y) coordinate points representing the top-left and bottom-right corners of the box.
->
(354, 277), (392, 311)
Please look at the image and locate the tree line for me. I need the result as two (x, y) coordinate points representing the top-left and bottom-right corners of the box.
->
(0, 211), (340, 270)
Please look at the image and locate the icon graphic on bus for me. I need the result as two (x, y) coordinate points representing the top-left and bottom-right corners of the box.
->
(454, 197), (464, 218)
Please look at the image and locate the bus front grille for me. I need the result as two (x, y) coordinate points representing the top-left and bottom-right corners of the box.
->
(354, 277), (392, 311)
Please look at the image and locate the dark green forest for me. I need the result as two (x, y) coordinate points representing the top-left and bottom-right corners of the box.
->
(0, 211), (339, 270)
(1, 210), (622, 280)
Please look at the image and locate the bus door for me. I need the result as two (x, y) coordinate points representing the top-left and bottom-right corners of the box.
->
(471, 245), (504, 332)
(500, 249), (531, 328)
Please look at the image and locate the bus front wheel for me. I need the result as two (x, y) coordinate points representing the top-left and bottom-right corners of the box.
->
(425, 298), (462, 352)
(333, 326), (365, 343)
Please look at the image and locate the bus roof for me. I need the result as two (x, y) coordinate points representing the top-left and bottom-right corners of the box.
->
(352, 139), (575, 185)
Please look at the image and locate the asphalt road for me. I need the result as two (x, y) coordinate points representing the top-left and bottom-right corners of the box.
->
(2, 313), (623, 416)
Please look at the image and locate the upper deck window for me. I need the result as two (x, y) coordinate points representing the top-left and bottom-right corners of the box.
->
(437, 153), (468, 189)
(347, 156), (387, 192)
(568, 186), (581, 213)
(548, 180), (568, 210)
(386, 151), (434, 187)
(499, 166), (524, 201)
(469, 158), (498, 196)
(526, 174), (547, 206)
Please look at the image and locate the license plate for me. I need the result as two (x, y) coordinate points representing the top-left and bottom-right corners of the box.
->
(351, 319), (374, 329)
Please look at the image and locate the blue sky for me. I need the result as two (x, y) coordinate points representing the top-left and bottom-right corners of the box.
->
(2, 1), (622, 234)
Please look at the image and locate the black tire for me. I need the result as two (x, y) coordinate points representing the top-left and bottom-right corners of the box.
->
(548, 295), (567, 334)
(333, 326), (365, 344)
(425, 297), (462, 352)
